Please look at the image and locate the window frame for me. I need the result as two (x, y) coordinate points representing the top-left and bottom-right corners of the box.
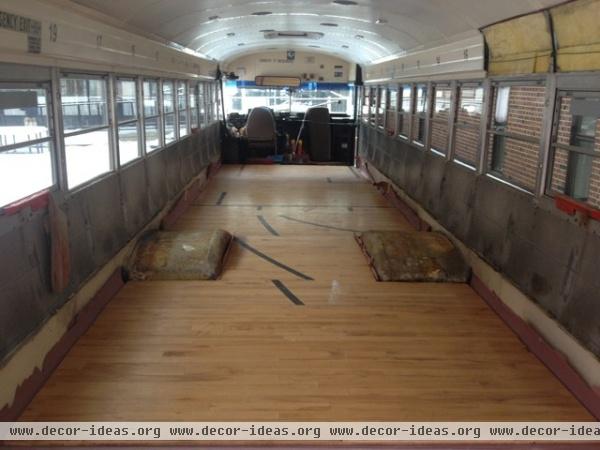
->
(377, 86), (386, 130)
(189, 81), (199, 131)
(177, 79), (190, 138)
(397, 84), (413, 141)
(198, 82), (206, 128)
(385, 84), (398, 137)
(369, 86), (377, 127)
(412, 83), (428, 147)
(546, 89), (600, 206)
(114, 75), (142, 167)
(452, 81), (485, 169)
(484, 78), (546, 194)
(161, 79), (178, 145)
(60, 72), (113, 190)
(429, 82), (453, 157)
(143, 77), (163, 154)
(361, 85), (370, 123)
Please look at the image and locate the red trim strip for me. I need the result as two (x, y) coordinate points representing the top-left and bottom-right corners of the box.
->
(2, 190), (50, 216)
(555, 194), (600, 222)
(0, 269), (125, 421)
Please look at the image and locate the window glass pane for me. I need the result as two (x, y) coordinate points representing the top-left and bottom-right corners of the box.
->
(65, 129), (110, 188)
(369, 86), (377, 125)
(550, 148), (600, 208)
(377, 88), (386, 128)
(198, 84), (206, 126)
(178, 81), (188, 137)
(415, 85), (427, 113)
(412, 115), (426, 144)
(0, 87), (50, 147)
(61, 77), (107, 133)
(116, 79), (137, 122)
(206, 84), (213, 121)
(492, 85), (545, 139)
(454, 126), (480, 167)
(118, 123), (140, 165)
(556, 96), (600, 151)
(486, 134), (539, 191)
(189, 85), (198, 129)
(454, 86), (483, 166)
(212, 84), (221, 120)
(0, 142), (53, 207)
(362, 87), (370, 119)
(162, 80), (174, 114)
(143, 79), (159, 117)
(431, 121), (449, 154)
(433, 87), (452, 118)
(458, 86), (484, 123)
(400, 86), (412, 112)
(164, 113), (176, 144)
(144, 117), (161, 153)
(398, 113), (410, 138)
(214, 84), (220, 119)
(388, 88), (397, 110)
(431, 87), (451, 154)
(550, 95), (600, 205)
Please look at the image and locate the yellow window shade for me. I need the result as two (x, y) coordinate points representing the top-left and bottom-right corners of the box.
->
(482, 12), (552, 76)
(551, 0), (600, 72)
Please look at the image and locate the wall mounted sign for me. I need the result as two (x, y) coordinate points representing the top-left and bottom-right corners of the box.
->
(0, 10), (42, 53)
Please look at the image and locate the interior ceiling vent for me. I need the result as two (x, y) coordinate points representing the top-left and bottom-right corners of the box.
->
(264, 31), (324, 40)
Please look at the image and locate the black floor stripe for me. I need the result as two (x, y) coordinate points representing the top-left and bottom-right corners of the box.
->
(279, 214), (361, 233)
(257, 215), (279, 236)
(327, 177), (333, 183)
(215, 192), (227, 205)
(234, 237), (314, 281)
(349, 166), (361, 179)
(272, 280), (304, 306)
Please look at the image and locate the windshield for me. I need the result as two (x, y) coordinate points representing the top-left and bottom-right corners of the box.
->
(223, 81), (354, 116)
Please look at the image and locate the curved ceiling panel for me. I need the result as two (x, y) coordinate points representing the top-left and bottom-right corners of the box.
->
(70, 0), (567, 65)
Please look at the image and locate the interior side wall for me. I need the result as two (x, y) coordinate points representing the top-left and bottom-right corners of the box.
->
(0, 123), (221, 362)
(358, 125), (600, 358)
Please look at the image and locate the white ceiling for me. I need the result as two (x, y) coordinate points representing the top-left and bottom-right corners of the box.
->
(71, 0), (567, 65)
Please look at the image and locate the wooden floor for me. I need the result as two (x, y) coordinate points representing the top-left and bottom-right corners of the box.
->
(20, 165), (591, 421)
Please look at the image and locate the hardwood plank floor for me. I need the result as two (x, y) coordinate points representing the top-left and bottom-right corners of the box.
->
(20, 164), (592, 421)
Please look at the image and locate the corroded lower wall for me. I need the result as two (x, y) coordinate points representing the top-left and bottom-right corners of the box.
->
(0, 123), (221, 362)
(359, 125), (600, 358)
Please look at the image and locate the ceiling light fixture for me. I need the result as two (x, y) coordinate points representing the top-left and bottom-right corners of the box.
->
(226, 32), (235, 37)
(252, 11), (272, 16)
(333, 0), (358, 5)
(320, 22), (338, 27)
(259, 29), (275, 33)
(208, 15), (219, 20)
